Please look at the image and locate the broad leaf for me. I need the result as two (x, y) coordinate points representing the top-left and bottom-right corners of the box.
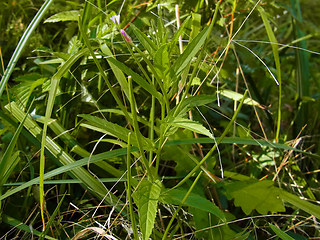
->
(224, 180), (285, 215)
(132, 179), (162, 240)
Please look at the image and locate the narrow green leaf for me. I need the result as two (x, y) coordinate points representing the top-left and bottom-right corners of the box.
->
(44, 10), (80, 23)
(106, 57), (162, 100)
(168, 16), (191, 53)
(165, 117), (212, 138)
(258, 6), (282, 141)
(100, 44), (130, 101)
(172, 26), (210, 75)
(79, 114), (154, 151)
(131, 24), (157, 55)
(269, 223), (295, 240)
(2, 214), (56, 239)
(219, 89), (260, 106)
(39, 48), (90, 227)
(40, 193), (66, 238)
(161, 188), (225, 220)
(132, 180), (162, 240)
(171, 95), (217, 117)
(154, 44), (170, 79)
(0, 101), (33, 186)
(279, 190), (320, 219)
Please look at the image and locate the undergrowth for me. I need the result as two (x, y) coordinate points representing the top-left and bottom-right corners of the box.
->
(0, 0), (320, 239)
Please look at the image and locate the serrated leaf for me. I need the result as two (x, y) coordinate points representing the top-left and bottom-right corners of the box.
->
(161, 188), (225, 220)
(132, 180), (162, 240)
(218, 89), (260, 106)
(44, 10), (80, 23)
(172, 26), (210, 75)
(224, 180), (285, 215)
(79, 114), (154, 151)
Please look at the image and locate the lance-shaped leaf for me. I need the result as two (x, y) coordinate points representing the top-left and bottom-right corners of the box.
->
(132, 179), (162, 240)
(172, 26), (210, 76)
(79, 114), (154, 151)
(161, 188), (225, 220)
(106, 57), (162, 101)
(163, 116), (212, 138)
(131, 24), (157, 55)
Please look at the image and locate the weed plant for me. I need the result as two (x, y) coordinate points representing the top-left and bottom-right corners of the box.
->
(0, 0), (320, 239)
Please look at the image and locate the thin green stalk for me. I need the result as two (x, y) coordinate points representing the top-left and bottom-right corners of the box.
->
(78, 17), (133, 125)
(162, 171), (203, 240)
(128, 76), (152, 179)
(126, 133), (139, 240)
(0, 0), (54, 98)
(171, 90), (248, 190)
(148, 78), (156, 164)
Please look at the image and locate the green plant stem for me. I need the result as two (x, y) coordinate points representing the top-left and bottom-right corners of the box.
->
(171, 90), (248, 190)
(0, 0), (54, 98)
(128, 76), (152, 179)
(149, 78), (156, 165)
(126, 133), (139, 240)
(78, 18), (133, 126)
(162, 171), (203, 240)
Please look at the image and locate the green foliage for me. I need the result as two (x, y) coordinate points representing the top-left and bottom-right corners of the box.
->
(224, 180), (285, 215)
(132, 179), (162, 240)
(1, 0), (320, 239)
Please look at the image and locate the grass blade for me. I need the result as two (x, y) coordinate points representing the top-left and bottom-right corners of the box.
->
(258, 6), (282, 141)
(269, 223), (295, 240)
(4, 102), (122, 209)
(1, 214), (57, 240)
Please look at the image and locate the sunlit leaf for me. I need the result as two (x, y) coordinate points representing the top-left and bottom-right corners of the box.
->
(132, 179), (162, 240)
(224, 180), (285, 215)
(44, 10), (80, 23)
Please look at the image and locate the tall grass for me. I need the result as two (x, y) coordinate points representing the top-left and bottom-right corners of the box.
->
(0, 0), (320, 239)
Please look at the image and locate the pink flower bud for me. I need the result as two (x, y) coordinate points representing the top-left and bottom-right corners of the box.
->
(120, 29), (132, 43)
